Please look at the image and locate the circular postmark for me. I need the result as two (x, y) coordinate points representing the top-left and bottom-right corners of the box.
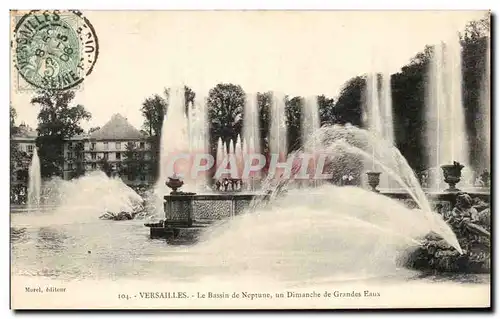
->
(12, 10), (99, 90)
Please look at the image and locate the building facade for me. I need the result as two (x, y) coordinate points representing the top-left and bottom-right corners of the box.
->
(62, 114), (153, 185)
(11, 114), (154, 187)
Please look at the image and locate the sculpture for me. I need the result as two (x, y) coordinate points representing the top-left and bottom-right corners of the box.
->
(441, 161), (464, 192)
(166, 175), (184, 194)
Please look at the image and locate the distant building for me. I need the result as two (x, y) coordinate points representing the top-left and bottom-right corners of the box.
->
(10, 114), (154, 187)
(62, 114), (153, 185)
(11, 123), (37, 187)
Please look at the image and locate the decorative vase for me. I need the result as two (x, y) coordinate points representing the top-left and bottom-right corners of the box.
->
(441, 162), (464, 192)
(166, 175), (184, 194)
(366, 171), (381, 192)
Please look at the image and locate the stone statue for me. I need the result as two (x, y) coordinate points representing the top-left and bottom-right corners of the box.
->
(447, 192), (490, 238)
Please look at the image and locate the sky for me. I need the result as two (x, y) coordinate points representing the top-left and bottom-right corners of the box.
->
(10, 10), (487, 131)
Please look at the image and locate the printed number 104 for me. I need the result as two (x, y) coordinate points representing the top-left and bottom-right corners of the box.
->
(118, 294), (130, 300)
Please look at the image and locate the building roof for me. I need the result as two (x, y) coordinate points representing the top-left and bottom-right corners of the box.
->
(12, 124), (37, 140)
(89, 114), (145, 140)
(67, 134), (88, 141)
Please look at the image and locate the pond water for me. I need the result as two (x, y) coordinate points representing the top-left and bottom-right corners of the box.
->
(10, 185), (491, 309)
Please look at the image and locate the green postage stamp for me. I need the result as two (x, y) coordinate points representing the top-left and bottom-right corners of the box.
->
(12, 10), (99, 91)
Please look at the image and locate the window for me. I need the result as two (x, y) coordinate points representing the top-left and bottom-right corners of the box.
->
(67, 152), (73, 159)
(128, 174), (135, 181)
(103, 153), (109, 160)
(116, 152), (121, 160)
(91, 163), (97, 169)
(27, 145), (34, 152)
(140, 142), (145, 149)
(68, 142), (73, 150)
(140, 175), (146, 181)
(103, 142), (109, 150)
(116, 142), (121, 150)
(68, 163), (73, 170)
(91, 142), (96, 150)
(91, 153), (96, 160)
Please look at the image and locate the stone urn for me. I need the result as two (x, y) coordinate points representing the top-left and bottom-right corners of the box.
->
(166, 175), (184, 194)
(366, 171), (381, 192)
(441, 162), (464, 192)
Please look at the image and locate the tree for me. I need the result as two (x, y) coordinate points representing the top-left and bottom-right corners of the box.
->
(461, 16), (490, 171)
(207, 83), (246, 150)
(10, 105), (23, 182)
(141, 93), (168, 137)
(31, 90), (91, 178)
(317, 94), (336, 126)
(120, 141), (147, 180)
(333, 76), (365, 127)
(72, 142), (86, 178)
(257, 91), (272, 152)
(10, 104), (18, 134)
(98, 156), (113, 177)
(140, 86), (195, 183)
(88, 126), (100, 134)
(285, 96), (303, 152)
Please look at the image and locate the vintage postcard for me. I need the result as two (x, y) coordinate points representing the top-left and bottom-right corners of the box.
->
(9, 10), (491, 310)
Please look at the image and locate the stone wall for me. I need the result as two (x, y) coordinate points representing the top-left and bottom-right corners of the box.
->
(164, 191), (490, 225)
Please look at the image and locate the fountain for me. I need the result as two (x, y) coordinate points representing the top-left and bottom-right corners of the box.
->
(27, 147), (41, 210)
(301, 95), (321, 186)
(258, 124), (464, 253)
(363, 72), (395, 189)
(269, 92), (288, 162)
(158, 87), (190, 187)
(242, 92), (261, 156)
(425, 35), (470, 190)
(14, 170), (146, 225)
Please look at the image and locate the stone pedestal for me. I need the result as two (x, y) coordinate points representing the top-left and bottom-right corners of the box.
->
(164, 195), (195, 226)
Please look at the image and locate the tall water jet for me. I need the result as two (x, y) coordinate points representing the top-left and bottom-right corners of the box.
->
(381, 73), (395, 145)
(157, 86), (192, 196)
(190, 96), (210, 191)
(243, 92), (261, 156)
(364, 72), (395, 189)
(235, 134), (243, 178)
(269, 92), (288, 161)
(302, 96), (320, 185)
(277, 124), (462, 253)
(216, 137), (224, 175)
(425, 36), (470, 190)
(27, 147), (41, 210)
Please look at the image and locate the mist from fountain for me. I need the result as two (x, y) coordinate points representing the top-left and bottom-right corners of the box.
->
(15, 171), (145, 226)
(425, 36), (470, 190)
(27, 148), (41, 210)
(194, 185), (446, 281)
(254, 124), (462, 253)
